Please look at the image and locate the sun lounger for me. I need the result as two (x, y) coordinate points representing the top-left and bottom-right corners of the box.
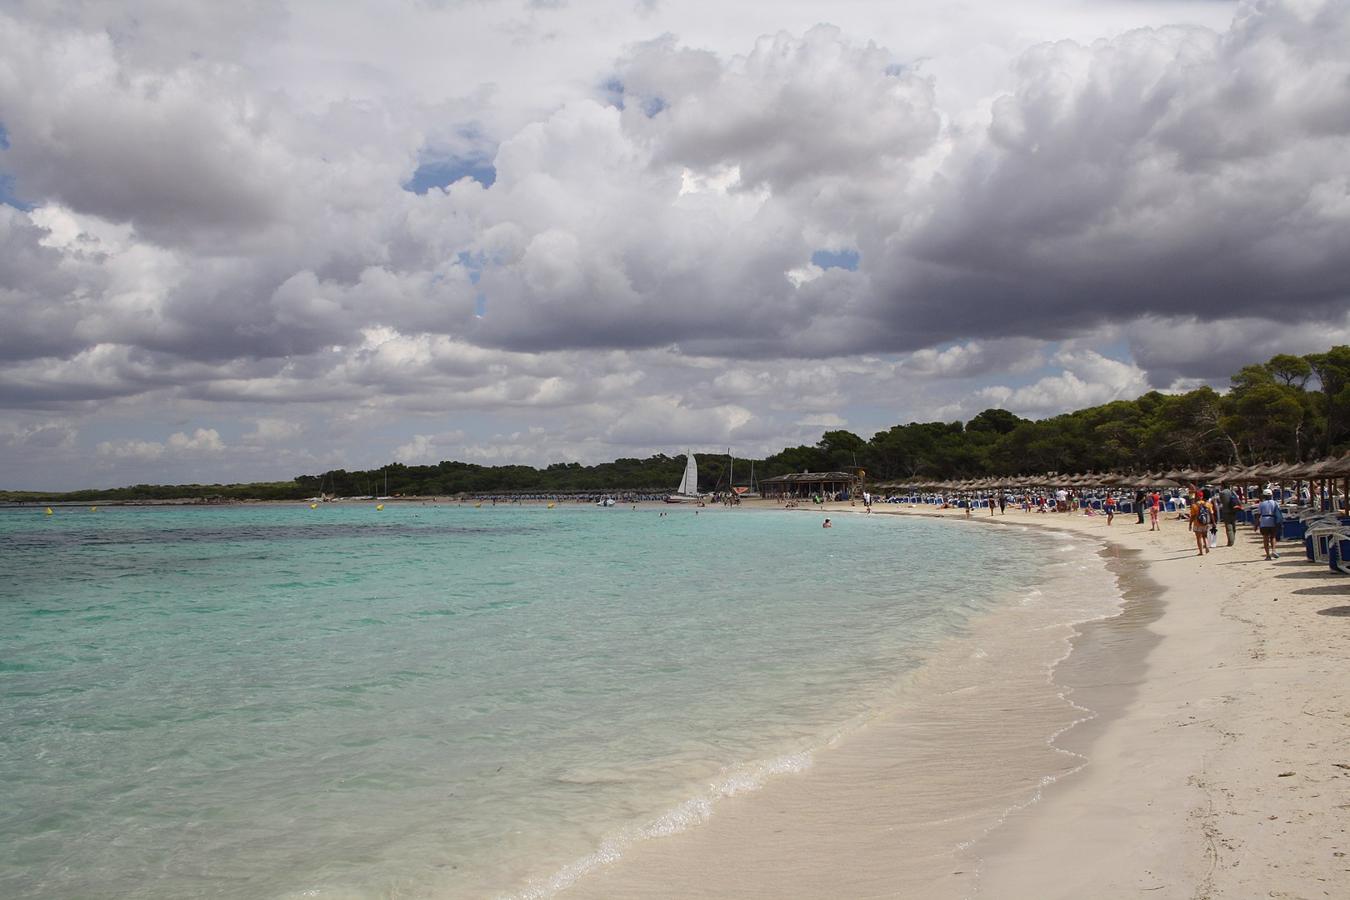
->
(1327, 533), (1350, 575)
(1306, 528), (1343, 564)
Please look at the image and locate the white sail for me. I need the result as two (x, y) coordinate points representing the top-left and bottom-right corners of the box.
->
(676, 452), (698, 496)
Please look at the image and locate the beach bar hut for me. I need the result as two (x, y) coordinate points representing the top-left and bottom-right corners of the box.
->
(759, 471), (861, 501)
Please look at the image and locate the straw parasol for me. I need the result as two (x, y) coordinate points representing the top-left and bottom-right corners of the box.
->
(1307, 453), (1350, 478)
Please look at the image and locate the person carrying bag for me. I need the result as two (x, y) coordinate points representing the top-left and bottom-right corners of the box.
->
(1257, 489), (1283, 560)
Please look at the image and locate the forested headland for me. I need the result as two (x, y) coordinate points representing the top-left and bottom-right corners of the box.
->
(6, 346), (1348, 503)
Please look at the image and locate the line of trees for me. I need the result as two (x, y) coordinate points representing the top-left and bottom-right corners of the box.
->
(5, 346), (1347, 504)
(778, 347), (1350, 483)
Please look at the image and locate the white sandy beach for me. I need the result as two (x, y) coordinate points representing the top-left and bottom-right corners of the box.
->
(562, 501), (1349, 898)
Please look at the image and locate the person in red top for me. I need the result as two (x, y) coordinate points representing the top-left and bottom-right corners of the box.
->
(1104, 494), (1116, 525)
(1149, 492), (1161, 531)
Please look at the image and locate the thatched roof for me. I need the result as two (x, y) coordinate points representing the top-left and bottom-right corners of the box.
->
(868, 455), (1350, 493)
(759, 471), (860, 484)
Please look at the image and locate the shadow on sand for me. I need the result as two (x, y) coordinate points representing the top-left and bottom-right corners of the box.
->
(1293, 583), (1350, 596)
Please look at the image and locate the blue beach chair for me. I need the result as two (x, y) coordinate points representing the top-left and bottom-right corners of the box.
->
(1328, 534), (1350, 574)
(1281, 520), (1307, 542)
(1306, 531), (1339, 563)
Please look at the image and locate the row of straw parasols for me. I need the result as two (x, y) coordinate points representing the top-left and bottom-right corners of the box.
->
(876, 452), (1350, 494)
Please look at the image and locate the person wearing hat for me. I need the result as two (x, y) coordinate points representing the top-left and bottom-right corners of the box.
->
(1257, 488), (1283, 560)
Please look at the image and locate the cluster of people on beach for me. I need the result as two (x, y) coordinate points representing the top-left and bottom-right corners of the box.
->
(1000, 483), (1297, 561)
(836, 480), (1311, 564)
(1176, 485), (1285, 559)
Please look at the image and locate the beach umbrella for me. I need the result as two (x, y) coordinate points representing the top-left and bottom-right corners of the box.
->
(1293, 457), (1328, 478)
(1313, 452), (1350, 477)
(1282, 460), (1321, 479)
(1264, 462), (1296, 479)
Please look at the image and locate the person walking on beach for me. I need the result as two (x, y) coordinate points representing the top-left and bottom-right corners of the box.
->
(1189, 495), (1211, 555)
(1206, 492), (1220, 549)
(1134, 488), (1146, 524)
(1257, 489), (1282, 560)
(1104, 494), (1116, 525)
(1149, 492), (1160, 531)
(1217, 485), (1240, 547)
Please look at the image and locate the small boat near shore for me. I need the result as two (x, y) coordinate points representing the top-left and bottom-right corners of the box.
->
(665, 452), (704, 503)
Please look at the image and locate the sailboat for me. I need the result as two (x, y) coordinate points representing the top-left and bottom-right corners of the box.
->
(734, 458), (759, 498)
(664, 452), (703, 503)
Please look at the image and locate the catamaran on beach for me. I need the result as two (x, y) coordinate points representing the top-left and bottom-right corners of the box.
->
(664, 451), (703, 503)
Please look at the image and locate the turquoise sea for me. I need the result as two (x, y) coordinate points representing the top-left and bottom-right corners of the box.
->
(0, 503), (1103, 898)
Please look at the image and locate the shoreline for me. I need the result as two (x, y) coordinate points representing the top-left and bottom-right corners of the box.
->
(557, 509), (1138, 898)
(560, 502), (1348, 897)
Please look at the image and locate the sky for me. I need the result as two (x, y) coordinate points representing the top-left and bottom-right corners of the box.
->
(2, 0), (1349, 490)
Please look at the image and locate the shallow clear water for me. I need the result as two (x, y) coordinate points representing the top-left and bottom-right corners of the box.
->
(1, 503), (1076, 899)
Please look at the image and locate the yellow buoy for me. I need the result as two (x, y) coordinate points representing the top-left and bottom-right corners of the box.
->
(475, 502), (482, 508)
(375, 504), (384, 511)
(90, 506), (97, 512)
(309, 503), (318, 509)
(44, 507), (53, 515)
(547, 502), (555, 509)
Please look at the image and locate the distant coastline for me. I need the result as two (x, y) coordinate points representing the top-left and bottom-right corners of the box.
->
(9, 343), (1349, 504)
(0, 491), (675, 507)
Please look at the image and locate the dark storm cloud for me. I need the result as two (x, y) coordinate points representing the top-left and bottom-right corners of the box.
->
(1122, 314), (1350, 388)
(451, 3), (1349, 360)
(0, 28), (284, 240)
(868, 10), (1350, 348)
(0, 208), (102, 361)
